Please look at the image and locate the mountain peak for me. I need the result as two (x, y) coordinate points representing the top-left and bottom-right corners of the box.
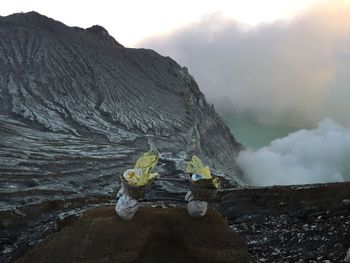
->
(86, 25), (109, 36)
(3, 11), (63, 26)
(1, 11), (123, 47)
(85, 24), (123, 47)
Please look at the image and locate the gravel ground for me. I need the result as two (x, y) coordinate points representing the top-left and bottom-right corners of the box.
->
(219, 183), (350, 262)
(229, 207), (350, 262)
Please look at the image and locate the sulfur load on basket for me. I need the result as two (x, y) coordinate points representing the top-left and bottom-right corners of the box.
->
(134, 150), (159, 176)
(186, 156), (220, 201)
(121, 150), (160, 199)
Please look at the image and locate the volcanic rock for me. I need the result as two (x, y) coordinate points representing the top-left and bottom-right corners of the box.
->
(219, 182), (350, 262)
(15, 207), (251, 263)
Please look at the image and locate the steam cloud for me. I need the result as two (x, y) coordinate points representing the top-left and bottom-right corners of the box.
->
(236, 119), (350, 186)
(141, 1), (350, 126)
(141, 1), (350, 185)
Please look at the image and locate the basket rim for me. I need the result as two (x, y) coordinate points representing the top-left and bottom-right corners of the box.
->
(188, 173), (221, 190)
(120, 175), (152, 200)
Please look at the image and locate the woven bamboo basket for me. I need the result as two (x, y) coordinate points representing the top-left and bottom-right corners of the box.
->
(189, 174), (220, 201)
(120, 175), (151, 200)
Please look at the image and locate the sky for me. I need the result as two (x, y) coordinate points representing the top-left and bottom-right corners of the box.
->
(1, 0), (322, 47)
(142, 0), (350, 127)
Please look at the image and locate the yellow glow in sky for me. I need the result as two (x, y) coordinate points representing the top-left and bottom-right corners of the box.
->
(1, 0), (327, 47)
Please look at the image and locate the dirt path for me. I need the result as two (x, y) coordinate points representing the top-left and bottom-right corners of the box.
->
(15, 207), (250, 263)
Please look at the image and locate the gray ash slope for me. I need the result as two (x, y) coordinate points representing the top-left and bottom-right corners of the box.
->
(0, 12), (242, 260)
(0, 11), (242, 197)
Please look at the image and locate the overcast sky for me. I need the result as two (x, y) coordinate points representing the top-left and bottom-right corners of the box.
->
(141, 0), (350, 126)
(1, 0), (322, 47)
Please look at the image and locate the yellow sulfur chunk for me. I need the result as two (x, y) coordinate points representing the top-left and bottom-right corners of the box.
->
(186, 155), (205, 175)
(198, 166), (211, 179)
(134, 150), (159, 175)
(186, 155), (220, 189)
(123, 150), (160, 187)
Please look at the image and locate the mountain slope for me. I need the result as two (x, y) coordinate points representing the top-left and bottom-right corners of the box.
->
(0, 12), (242, 261)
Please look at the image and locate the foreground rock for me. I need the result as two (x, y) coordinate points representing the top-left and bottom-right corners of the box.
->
(220, 182), (350, 262)
(15, 207), (251, 263)
(5, 182), (350, 262)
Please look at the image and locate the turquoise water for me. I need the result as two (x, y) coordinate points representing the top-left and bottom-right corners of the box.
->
(222, 115), (350, 181)
(222, 115), (300, 149)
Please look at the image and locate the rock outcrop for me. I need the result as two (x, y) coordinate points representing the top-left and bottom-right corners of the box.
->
(15, 207), (251, 263)
(0, 12), (242, 261)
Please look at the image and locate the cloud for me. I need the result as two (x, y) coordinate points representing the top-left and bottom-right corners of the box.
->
(236, 119), (350, 186)
(140, 1), (350, 126)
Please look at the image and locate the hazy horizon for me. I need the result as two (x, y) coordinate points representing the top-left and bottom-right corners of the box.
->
(142, 1), (350, 127)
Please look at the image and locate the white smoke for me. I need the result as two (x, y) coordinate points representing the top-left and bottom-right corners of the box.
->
(140, 1), (350, 185)
(236, 119), (350, 186)
(141, 1), (350, 126)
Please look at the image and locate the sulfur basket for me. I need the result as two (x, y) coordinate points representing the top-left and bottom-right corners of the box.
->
(120, 175), (152, 200)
